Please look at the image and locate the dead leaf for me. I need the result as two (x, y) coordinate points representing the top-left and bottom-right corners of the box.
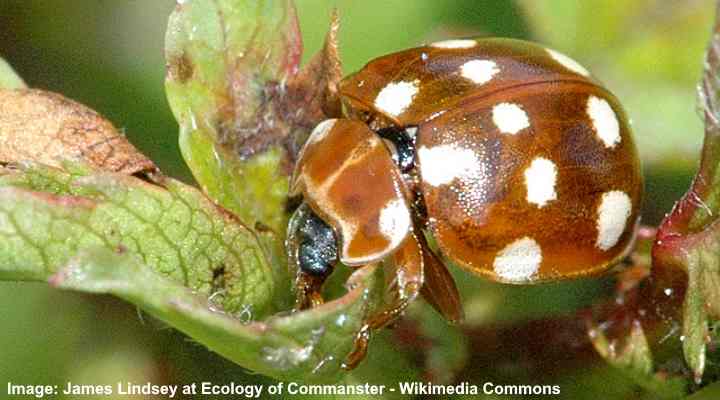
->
(0, 89), (157, 176)
(285, 10), (343, 155)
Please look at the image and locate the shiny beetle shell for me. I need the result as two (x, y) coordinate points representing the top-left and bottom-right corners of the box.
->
(293, 37), (642, 284)
(290, 119), (412, 266)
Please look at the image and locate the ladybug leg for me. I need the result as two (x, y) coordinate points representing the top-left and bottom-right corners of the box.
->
(294, 271), (328, 309)
(342, 232), (424, 370)
(287, 203), (338, 310)
(417, 233), (464, 323)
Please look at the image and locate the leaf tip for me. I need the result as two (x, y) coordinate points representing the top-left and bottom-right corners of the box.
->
(0, 57), (26, 89)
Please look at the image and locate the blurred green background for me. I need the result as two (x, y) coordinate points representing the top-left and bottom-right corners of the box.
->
(0, 1), (715, 398)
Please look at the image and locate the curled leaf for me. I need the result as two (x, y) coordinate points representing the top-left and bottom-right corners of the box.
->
(285, 9), (343, 151)
(0, 163), (276, 317)
(652, 1), (720, 383)
(50, 247), (383, 382)
(0, 160), (390, 380)
(166, 0), (301, 159)
(0, 143), (393, 383)
(165, 0), (342, 234)
(164, 0), (300, 232)
(0, 89), (157, 176)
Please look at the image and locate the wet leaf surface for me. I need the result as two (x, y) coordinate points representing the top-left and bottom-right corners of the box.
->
(50, 247), (383, 383)
(0, 161), (388, 381)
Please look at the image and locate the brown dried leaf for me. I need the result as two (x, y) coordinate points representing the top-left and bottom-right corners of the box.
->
(285, 10), (343, 153)
(0, 89), (157, 176)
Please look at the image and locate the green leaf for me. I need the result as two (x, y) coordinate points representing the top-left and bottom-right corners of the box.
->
(164, 0), (347, 324)
(164, 0), (301, 233)
(163, 0), (305, 329)
(50, 246), (384, 382)
(0, 163), (277, 317)
(588, 313), (686, 396)
(653, 2), (720, 384)
(0, 0), (393, 382)
(0, 162), (386, 381)
(683, 254), (708, 384)
(590, 321), (653, 376)
(0, 57), (26, 89)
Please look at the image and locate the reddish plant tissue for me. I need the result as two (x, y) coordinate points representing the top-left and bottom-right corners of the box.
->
(587, 2), (720, 387)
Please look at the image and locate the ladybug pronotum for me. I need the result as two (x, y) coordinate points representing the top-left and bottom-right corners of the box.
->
(286, 38), (642, 369)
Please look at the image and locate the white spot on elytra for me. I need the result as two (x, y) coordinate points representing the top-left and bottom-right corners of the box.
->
(430, 39), (477, 49)
(524, 157), (557, 207)
(460, 59), (499, 84)
(493, 237), (542, 282)
(587, 96), (621, 148)
(374, 80), (420, 117)
(378, 199), (411, 246)
(306, 119), (336, 146)
(492, 103), (530, 134)
(417, 144), (479, 186)
(596, 191), (632, 251)
(546, 48), (590, 76)
(292, 119), (338, 193)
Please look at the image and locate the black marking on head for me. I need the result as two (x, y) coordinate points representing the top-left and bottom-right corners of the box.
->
(289, 204), (338, 277)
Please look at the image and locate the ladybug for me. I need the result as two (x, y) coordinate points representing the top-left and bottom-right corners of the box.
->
(286, 38), (643, 369)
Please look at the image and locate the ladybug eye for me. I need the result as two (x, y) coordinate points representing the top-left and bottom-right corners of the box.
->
(376, 126), (417, 172)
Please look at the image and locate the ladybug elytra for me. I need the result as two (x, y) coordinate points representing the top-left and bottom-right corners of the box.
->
(286, 38), (643, 369)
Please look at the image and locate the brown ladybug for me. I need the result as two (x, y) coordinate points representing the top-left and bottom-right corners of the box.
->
(286, 38), (643, 369)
